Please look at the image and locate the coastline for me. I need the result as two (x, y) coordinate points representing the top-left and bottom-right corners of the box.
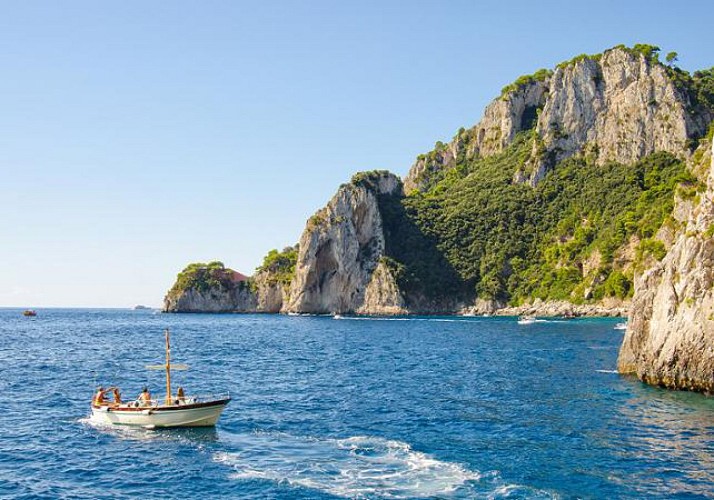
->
(485, 299), (628, 318)
(164, 298), (629, 318)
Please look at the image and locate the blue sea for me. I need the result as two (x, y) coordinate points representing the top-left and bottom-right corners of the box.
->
(2, 309), (714, 499)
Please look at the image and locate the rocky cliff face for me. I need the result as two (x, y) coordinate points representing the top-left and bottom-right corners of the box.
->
(356, 260), (407, 315)
(164, 276), (257, 313)
(163, 262), (289, 313)
(618, 137), (714, 392)
(252, 271), (289, 313)
(404, 80), (548, 192)
(286, 171), (404, 314)
(405, 46), (713, 190)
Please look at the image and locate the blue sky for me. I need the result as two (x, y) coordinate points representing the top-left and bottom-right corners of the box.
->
(1, 0), (712, 307)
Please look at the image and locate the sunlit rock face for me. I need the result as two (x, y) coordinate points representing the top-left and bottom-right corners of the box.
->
(163, 266), (287, 313)
(287, 172), (404, 314)
(405, 46), (713, 190)
(164, 283), (256, 313)
(404, 80), (548, 192)
(619, 137), (714, 393)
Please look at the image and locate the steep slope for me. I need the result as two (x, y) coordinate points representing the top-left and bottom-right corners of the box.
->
(164, 251), (296, 313)
(163, 262), (257, 313)
(404, 75), (549, 192)
(286, 171), (406, 314)
(405, 45), (713, 191)
(618, 135), (714, 392)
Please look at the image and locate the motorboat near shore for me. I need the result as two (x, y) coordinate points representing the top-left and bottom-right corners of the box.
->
(517, 316), (537, 325)
(90, 329), (230, 429)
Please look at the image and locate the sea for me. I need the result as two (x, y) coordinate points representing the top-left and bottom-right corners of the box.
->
(1, 308), (714, 499)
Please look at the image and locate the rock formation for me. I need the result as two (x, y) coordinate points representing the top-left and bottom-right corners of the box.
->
(286, 171), (404, 314)
(253, 271), (289, 313)
(356, 260), (407, 315)
(618, 136), (714, 392)
(404, 45), (713, 191)
(163, 261), (289, 313)
(163, 285), (256, 313)
(404, 79), (548, 192)
(163, 262), (257, 313)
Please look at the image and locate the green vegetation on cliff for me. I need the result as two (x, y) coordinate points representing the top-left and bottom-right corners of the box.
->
(500, 68), (551, 98)
(256, 246), (298, 285)
(168, 261), (245, 296)
(383, 132), (697, 305)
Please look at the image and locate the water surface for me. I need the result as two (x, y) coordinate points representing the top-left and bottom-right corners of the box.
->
(1, 309), (713, 499)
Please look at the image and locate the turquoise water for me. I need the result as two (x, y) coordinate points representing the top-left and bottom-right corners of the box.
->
(1, 309), (714, 499)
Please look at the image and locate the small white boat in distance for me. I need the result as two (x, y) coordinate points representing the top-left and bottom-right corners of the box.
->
(614, 322), (628, 331)
(518, 316), (537, 325)
(90, 329), (230, 429)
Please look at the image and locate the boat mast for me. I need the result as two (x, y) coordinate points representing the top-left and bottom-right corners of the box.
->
(165, 328), (172, 405)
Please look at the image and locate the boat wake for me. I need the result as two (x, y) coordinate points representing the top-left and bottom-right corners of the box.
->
(215, 431), (555, 498)
(79, 415), (164, 439)
(81, 416), (553, 498)
(78, 416), (219, 444)
(79, 415), (162, 441)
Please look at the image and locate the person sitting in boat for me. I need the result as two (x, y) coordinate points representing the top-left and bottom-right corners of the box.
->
(176, 386), (186, 405)
(138, 387), (152, 406)
(112, 387), (122, 405)
(93, 386), (106, 406)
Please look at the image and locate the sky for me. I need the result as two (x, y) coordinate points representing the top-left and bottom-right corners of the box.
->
(1, 0), (712, 308)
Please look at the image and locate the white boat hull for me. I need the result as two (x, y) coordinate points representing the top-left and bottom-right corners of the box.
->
(90, 399), (230, 428)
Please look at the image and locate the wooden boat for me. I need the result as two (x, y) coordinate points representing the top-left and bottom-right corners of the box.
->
(23, 310), (37, 317)
(90, 329), (230, 429)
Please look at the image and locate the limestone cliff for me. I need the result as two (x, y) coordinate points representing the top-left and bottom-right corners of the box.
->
(286, 171), (405, 314)
(356, 260), (407, 315)
(404, 78), (548, 192)
(163, 285), (256, 313)
(163, 262), (257, 313)
(405, 45), (713, 191)
(253, 271), (289, 313)
(618, 136), (714, 392)
(163, 258), (292, 313)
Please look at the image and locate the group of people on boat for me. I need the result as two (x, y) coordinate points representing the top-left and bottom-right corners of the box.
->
(93, 386), (123, 406)
(92, 386), (187, 407)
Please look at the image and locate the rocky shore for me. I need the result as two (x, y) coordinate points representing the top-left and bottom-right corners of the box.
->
(480, 299), (628, 318)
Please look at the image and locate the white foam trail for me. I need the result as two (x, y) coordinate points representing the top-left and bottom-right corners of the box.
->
(214, 433), (479, 498)
(488, 484), (556, 498)
(79, 416), (162, 441)
(595, 369), (618, 374)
